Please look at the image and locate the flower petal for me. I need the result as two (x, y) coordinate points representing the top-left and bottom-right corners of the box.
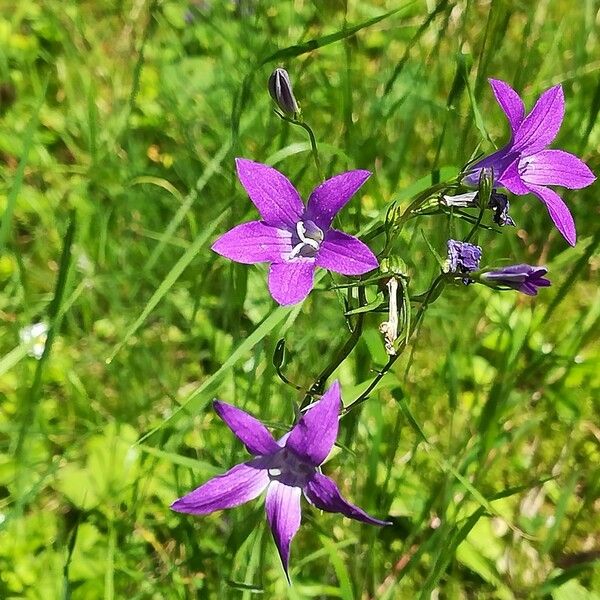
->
(305, 170), (371, 230)
(265, 481), (302, 581)
(304, 472), (390, 526)
(520, 149), (596, 189)
(235, 158), (304, 228)
(213, 401), (281, 456)
(211, 221), (292, 264)
(483, 265), (530, 283)
(268, 260), (315, 305)
(170, 461), (269, 515)
(526, 183), (576, 246)
(512, 84), (564, 155)
(465, 147), (517, 186)
(316, 230), (378, 276)
(286, 380), (341, 467)
(498, 158), (530, 195)
(489, 78), (525, 136)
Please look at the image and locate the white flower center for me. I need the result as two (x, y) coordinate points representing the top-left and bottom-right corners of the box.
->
(288, 220), (324, 260)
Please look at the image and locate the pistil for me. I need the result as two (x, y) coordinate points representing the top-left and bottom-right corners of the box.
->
(288, 220), (324, 259)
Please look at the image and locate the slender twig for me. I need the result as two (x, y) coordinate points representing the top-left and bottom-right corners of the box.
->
(302, 288), (367, 408)
(275, 364), (305, 393)
(364, 179), (459, 247)
(295, 120), (323, 181)
(275, 111), (323, 180)
(463, 205), (485, 243)
(342, 274), (446, 414)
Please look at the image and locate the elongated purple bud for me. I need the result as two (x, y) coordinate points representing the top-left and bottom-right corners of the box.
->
(480, 264), (550, 296)
(268, 68), (300, 115)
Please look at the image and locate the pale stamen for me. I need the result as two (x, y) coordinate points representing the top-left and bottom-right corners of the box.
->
(296, 221), (320, 250)
(288, 220), (323, 259)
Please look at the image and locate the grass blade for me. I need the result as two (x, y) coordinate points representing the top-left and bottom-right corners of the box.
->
(136, 302), (301, 443)
(258, 6), (413, 66)
(106, 210), (228, 363)
(0, 77), (47, 253)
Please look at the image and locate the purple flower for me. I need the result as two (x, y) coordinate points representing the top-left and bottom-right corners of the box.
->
(481, 264), (551, 296)
(467, 79), (596, 246)
(212, 159), (379, 305)
(171, 381), (389, 580)
(446, 239), (482, 284)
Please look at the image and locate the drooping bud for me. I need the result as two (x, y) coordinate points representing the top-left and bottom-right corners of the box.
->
(379, 277), (399, 356)
(268, 68), (300, 116)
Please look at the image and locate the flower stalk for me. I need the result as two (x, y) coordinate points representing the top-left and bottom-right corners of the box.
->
(172, 72), (595, 585)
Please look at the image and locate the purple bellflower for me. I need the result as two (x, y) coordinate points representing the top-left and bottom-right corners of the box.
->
(171, 381), (389, 580)
(467, 79), (596, 246)
(481, 264), (550, 296)
(212, 159), (378, 305)
(446, 239), (482, 284)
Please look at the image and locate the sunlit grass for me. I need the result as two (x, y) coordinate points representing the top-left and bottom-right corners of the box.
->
(0, 1), (599, 598)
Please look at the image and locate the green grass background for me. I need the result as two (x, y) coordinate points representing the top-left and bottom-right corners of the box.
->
(1, 0), (599, 598)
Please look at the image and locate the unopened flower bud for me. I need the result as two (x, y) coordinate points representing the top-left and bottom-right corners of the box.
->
(380, 256), (409, 279)
(477, 167), (493, 209)
(481, 264), (550, 296)
(268, 68), (300, 115)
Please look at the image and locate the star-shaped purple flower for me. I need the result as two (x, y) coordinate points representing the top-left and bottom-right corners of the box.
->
(467, 79), (596, 246)
(481, 264), (551, 296)
(212, 159), (379, 305)
(171, 381), (389, 580)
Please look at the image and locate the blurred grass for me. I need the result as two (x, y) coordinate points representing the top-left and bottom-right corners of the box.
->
(0, 0), (599, 598)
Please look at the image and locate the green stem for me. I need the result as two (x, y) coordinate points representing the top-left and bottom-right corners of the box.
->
(342, 274), (446, 414)
(295, 120), (323, 181)
(275, 364), (305, 393)
(363, 179), (458, 248)
(302, 287), (367, 408)
(275, 111), (323, 180)
(464, 205), (485, 243)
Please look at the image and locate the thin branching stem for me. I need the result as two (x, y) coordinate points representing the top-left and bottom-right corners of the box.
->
(275, 111), (323, 180)
(464, 205), (486, 243)
(302, 287), (367, 408)
(342, 274), (446, 414)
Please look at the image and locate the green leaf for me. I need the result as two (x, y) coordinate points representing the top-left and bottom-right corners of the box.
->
(258, 6), (413, 66)
(420, 229), (446, 269)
